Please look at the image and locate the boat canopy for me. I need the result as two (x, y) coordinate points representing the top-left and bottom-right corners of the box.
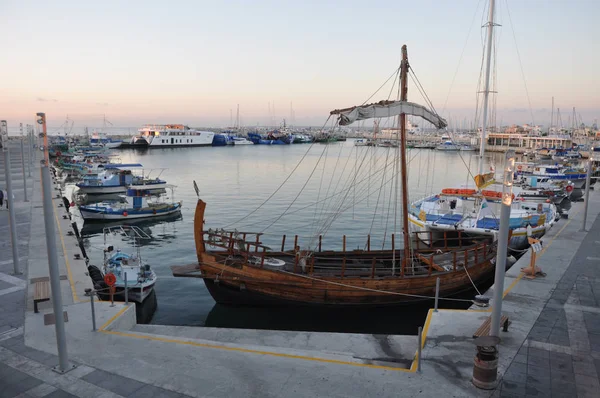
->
(330, 100), (447, 129)
(104, 163), (144, 170)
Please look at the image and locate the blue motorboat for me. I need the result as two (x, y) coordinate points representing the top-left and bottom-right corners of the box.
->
(247, 131), (294, 145)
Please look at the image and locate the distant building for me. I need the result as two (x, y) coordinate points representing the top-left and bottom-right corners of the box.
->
(486, 132), (572, 153)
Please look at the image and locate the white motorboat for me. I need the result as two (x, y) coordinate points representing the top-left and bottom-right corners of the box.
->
(435, 140), (461, 151)
(231, 137), (254, 145)
(79, 186), (181, 221)
(86, 226), (157, 303)
(76, 164), (167, 195)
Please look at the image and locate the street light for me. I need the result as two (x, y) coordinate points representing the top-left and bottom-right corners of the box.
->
(491, 150), (515, 338)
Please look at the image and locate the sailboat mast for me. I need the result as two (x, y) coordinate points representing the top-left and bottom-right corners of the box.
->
(478, 0), (496, 177)
(399, 45), (410, 274)
(550, 96), (554, 134)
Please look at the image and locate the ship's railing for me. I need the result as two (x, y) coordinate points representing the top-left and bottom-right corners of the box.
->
(203, 230), (495, 279)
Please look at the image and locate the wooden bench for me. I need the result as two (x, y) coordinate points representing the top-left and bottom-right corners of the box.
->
(33, 281), (51, 313)
(473, 315), (510, 338)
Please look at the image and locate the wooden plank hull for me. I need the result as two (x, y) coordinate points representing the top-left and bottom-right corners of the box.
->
(181, 199), (498, 308)
(197, 251), (496, 307)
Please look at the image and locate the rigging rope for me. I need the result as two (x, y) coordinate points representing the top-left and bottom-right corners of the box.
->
(504, 0), (536, 126)
(223, 115), (332, 229)
(276, 269), (475, 303)
(441, 0), (484, 115)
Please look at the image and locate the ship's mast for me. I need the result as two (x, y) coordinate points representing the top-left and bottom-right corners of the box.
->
(399, 45), (410, 275)
(478, 0), (496, 177)
(550, 96), (554, 134)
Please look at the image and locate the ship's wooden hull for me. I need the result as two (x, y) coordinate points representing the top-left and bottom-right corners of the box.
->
(196, 247), (496, 307)
(171, 199), (498, 308)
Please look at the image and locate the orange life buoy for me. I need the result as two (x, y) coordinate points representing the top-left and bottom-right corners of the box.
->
(104, 273), (116, 287)
(123, 211), (128, 217)
(566, 185), (573, 192)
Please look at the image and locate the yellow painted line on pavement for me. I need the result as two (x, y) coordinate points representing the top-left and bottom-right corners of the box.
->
(415, 207), (583, 369)
(94, 204), (588, 374)
(99, 325), (413, 372)
(98, 305), (129, 331)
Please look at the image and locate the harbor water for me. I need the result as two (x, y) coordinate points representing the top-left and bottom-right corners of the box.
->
(73, 141), (506, 334)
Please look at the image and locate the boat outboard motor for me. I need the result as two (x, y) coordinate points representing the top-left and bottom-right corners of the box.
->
(450, 199), (457, 210)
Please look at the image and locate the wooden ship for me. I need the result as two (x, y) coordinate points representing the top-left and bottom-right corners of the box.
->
(172, 45), (499, 307)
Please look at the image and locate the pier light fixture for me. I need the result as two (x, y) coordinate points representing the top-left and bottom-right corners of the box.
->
(1, 120), (7, 151)
(501, 150), (516, 206)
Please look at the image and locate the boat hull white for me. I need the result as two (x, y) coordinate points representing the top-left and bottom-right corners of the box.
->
(79, 206), (181, 221)
(408, 213), (550, 251)
(77, 186), (127, 195)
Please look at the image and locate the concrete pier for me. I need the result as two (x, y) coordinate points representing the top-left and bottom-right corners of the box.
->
(1, 139), (599, 397)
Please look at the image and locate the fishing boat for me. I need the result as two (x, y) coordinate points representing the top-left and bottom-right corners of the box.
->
(435, 139), (461, 151)
(378, 140), (399, 148)
(516, 164), (587, 189)
(75, 164), (167, 195)
(354, 138), (375, 147)
(313, 133), (338, 143)
(413, 142), (437, 149)
(86, 226), (157, 303)
(90, 132), (122, 149)
(408, 0), (557, 250)
(130, 124), (214, 147)
(211, 133), (231, 147)
(79, 186), (181, 221)
(172, 45), (501, 308)
(247, 131), (294, 145)
(293, 134), (313, 144)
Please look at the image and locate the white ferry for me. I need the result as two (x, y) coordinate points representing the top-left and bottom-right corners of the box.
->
(130, 124), (214, 147)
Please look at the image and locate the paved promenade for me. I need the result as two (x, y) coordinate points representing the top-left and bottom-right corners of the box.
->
(1, 140), (599, 398)
(496, 209), (600, 397)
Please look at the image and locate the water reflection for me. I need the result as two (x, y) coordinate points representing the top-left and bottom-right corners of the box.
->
(78, 143), (505, 331)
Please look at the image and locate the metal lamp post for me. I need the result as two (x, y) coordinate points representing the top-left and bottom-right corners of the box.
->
(19, 124), (28, 202)
(1, 120), (21, 275)
(580, 154), (593, 232)
(490, 150), (515, 338)
(38, 112), (73, 373)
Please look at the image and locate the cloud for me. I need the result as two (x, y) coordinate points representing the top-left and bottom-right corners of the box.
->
(37, 97), (58, 102)
(96, 102), (109, 106)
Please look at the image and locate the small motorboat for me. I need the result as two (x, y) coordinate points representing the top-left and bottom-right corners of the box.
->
(86, 225), (157, 303)
(231, 137), (254, 145)
(76, 164), (168, 195)
(79, 186), (181, 221)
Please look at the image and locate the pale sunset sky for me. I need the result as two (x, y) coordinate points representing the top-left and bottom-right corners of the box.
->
(1, 0), (598, 129)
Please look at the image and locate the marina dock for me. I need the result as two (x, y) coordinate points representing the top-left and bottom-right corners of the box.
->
(2, 139), (600, 397)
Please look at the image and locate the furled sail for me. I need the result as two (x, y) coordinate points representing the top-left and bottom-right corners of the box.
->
(330, 100), (447, 129)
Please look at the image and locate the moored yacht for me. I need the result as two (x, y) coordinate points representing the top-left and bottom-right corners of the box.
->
(130, 124), (214, 147)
